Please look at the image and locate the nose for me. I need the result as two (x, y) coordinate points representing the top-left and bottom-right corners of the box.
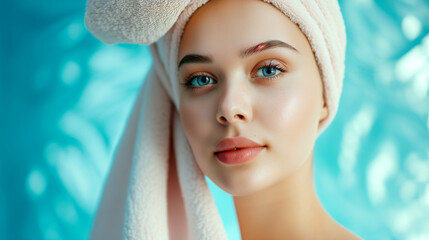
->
(216, 81), (252, 125)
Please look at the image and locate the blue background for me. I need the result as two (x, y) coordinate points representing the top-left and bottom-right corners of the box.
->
(1, 0), (428, 239)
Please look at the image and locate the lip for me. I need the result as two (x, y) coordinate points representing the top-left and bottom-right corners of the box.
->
(215, 136), (265, 152)
(214, 136), (266, 165)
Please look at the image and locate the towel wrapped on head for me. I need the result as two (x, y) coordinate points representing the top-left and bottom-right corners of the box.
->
(84, 0), (346, 239)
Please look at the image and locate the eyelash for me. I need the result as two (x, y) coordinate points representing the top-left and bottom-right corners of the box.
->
(180, 61), (287, 91)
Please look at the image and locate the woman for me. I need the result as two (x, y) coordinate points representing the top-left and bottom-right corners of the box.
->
(85, 0), (362, 239)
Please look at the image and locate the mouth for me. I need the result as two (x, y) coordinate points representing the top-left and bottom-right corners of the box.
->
(214, 136), (266, 165)
(214, 136), (265, 152)
(215, 146), (266, 165)
(214, 146), (264, 153)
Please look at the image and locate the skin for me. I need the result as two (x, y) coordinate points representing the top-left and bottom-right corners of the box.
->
(177, 0), (361, 239)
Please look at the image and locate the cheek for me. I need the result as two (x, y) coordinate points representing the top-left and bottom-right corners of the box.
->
(179, 99), (221, 180)
(179, 100), (213, 156)
(258, 81), (321, 154)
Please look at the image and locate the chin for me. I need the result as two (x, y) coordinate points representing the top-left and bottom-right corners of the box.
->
(208, 170), (279, 197)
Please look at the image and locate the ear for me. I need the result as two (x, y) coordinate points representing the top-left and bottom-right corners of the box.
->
(319, 98), (328, 123)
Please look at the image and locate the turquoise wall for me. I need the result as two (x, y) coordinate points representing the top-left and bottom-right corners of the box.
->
(0, 0), (428, 239)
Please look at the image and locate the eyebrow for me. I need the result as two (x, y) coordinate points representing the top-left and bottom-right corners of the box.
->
(177, 40), (299, 70)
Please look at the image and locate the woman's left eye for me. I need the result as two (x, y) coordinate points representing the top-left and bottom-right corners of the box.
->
(253, 61), (287, 79)
(255, 66), (282, 77)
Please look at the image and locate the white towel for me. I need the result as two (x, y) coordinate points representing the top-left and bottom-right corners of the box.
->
(84, 0), (346, 239)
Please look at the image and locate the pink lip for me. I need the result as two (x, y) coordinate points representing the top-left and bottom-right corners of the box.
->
(214, 136), (266, 165)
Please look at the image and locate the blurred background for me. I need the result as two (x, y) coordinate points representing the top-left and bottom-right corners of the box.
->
(0, 0), (428, 239)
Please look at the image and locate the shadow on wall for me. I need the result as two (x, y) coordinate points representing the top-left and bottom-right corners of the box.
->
(0, 0), (428, 239)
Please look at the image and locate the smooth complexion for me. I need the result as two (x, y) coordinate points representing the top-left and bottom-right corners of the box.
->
(178, 0), (361, 239)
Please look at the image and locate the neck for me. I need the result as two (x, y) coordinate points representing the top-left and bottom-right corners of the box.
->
(233, 153), (333, 239)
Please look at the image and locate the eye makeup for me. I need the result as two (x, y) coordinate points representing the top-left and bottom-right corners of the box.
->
(179, 59), (288, 91)
(180, 73), (218, 91)
(252, 60), (287, 80)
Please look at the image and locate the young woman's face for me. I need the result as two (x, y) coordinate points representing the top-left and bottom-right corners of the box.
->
(178, 0), (328, 196)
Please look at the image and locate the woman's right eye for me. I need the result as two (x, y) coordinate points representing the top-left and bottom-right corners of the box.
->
(183, 75), (217, 89)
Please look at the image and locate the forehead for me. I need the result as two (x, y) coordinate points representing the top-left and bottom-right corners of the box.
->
(178, 0), (311, 60)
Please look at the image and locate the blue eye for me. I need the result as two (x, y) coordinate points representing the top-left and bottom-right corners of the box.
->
(256, 66), (281, 77)
(194, 76), (212, 86)
(188, 75), (213, 86)
(186, 75), (216, 88)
